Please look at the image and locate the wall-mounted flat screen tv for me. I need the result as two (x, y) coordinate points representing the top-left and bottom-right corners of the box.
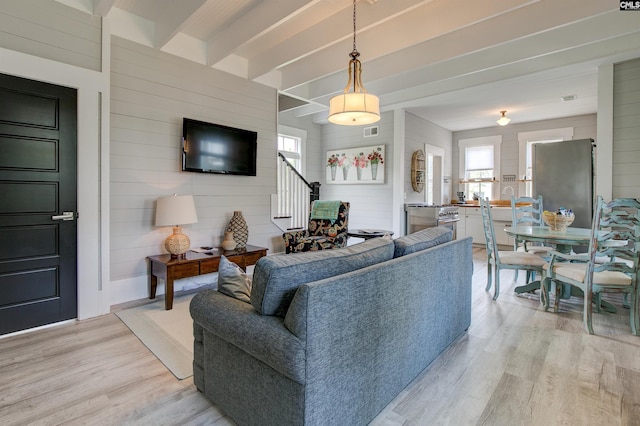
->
(182, 118), (257, 176)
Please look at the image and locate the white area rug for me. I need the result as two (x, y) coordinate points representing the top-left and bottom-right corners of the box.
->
(115, 293), (197, 380)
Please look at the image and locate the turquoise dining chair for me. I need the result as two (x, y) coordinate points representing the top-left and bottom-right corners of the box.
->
(480, 198), (546, 300)
(510, 195), (554, 283)
(541, 196), (640, 335)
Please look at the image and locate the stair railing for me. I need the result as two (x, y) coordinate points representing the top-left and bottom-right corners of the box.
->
(277, 153), (320, 230)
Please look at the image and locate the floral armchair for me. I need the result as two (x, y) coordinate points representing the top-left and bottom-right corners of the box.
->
(283, 201), (350, 254)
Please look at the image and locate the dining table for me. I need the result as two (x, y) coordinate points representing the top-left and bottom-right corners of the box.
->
(504, 225), (620, 312)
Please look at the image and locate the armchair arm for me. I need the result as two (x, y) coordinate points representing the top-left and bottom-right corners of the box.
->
(283, 229), (310, 250)
(190, 289), (306, 384)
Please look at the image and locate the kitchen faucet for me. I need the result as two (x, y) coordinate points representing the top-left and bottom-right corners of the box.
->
(502, 185), (515, 199)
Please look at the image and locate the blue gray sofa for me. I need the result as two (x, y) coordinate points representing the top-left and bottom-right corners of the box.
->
(190, 227), (473, 426)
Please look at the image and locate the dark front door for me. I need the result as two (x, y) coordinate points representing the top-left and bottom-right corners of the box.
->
(0, 73), (78, 335)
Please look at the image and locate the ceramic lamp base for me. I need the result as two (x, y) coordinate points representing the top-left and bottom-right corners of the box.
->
(165, 226), (190, 258)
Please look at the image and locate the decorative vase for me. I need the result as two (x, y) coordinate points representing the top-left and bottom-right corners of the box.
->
(221, 230), (237, 251)
(342, 166), (350, 180)
(371, 163), (378, 180)
(330, 165), (337, 181)
(356, 167), (362, 180)
(228, 211), (248, 248)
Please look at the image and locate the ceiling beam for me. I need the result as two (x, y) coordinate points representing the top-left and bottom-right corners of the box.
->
(155, 0), (208, 48)
(206, 0), (321, 67)
(92, 0), (115, 17)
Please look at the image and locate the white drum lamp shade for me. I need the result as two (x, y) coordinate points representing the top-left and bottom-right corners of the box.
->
(328, 92), (380, 126)
(155, 194), (198, 258)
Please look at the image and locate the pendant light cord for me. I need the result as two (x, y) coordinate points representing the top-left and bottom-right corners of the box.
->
(351, 0), (359, 60)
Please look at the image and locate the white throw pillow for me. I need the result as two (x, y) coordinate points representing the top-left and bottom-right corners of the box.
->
(217, 255), (252, 303)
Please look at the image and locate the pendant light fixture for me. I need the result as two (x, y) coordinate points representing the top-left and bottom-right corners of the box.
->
(496, 110), (511, 126)
(328, 0), (380, 126)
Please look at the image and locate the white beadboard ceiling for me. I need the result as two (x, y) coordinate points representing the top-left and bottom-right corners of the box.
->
(69, 0), (640, 131)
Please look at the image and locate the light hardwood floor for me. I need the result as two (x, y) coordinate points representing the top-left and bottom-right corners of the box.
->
(2, 247), (640, 425)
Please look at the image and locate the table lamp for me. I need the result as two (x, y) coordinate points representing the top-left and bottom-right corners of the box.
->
(155, 194), (198, 258)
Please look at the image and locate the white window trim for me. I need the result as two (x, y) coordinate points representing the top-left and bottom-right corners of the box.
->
(458, 135), (502, 200)
(278, 125), (307, 174)
(517, 127), (573, 179)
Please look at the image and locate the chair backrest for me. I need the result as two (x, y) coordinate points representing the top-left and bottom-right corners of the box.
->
(511, 195), (544, 227)
(307, 201), (350, 237)
(511, 195), (544, 250)
(586, 196), (640, 289)
(480, 197), (499, 260)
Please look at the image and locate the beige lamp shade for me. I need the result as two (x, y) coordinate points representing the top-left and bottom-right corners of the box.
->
(328, 92), (380, 126)
(155, 195), (198, 258)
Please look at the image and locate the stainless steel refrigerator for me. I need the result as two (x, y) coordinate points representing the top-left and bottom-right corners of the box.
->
(533, 138), (595, 232)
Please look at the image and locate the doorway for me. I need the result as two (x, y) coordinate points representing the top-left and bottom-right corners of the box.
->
(0, 73), (78, 335)
(424, 144), (445, 205)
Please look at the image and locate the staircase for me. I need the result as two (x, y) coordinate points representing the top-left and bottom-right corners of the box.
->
(271, 153), (320, 232)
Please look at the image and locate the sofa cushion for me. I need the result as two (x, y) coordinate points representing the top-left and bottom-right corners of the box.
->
(393, 226), (453, 258)
(251, 237), (395, 316)
(217, 255), (252, 303)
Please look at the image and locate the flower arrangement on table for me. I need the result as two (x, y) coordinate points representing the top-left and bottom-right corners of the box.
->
(353, 152), (369, 168)
(368, 148), (384, 164)
(327, 154), (339, 168)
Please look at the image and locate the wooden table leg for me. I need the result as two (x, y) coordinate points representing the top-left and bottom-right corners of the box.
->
(150, 274), (157, 299)
(165, 277), (174, 310)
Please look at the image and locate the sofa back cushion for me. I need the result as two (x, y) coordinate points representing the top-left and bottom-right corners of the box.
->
(251, 237), (395, 316)
(393, 226), (453, 258)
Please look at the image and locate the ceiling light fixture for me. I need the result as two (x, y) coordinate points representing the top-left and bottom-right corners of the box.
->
(496, 110), (511, 126)
(328, 0), (380, 126)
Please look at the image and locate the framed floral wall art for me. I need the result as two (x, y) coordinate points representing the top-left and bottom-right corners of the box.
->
(326, 145), (385, 184)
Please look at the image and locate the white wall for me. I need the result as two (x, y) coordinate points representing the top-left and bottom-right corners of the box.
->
(109, 37), (281, 304)
(404, 112), (453, 205)
(0, 0), (102, 71)
(320, 112), (395, 235)
(613, 58), (640, 199)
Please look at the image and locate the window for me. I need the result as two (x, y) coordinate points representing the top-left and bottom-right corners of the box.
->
(458, 136), (501, 200)
(277, 134), (301, 172)
(277, 125), (306, 173)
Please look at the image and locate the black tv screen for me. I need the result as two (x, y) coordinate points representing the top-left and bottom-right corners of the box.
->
(182, 118), (257, 176)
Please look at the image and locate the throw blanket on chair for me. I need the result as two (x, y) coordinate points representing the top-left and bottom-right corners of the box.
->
(310, 200), (341, 220)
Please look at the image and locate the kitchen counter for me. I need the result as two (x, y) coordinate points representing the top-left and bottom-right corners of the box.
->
(451, 200), (530, 207)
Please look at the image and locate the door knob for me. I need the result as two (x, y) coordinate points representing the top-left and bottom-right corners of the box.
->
(51, 211), (76, 221)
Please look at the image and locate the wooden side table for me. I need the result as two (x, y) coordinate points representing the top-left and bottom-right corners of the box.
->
(147, 245), (268, 310)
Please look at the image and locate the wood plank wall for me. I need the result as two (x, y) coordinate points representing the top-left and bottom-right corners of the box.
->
(320, 112), (395, 233)
(110, 37), (280, 290)
(0, 0), (101, 71)
(613, 58), (640, 199)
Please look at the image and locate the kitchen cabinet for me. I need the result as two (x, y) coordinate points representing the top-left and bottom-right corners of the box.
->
(457, 206), (513, 246)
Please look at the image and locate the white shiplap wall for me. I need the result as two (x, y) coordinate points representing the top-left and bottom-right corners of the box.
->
(613, 58), (640, 199)
(110, 37), (280, 302)
(321, 112), (395, 234)
(0, 0), (101, 71)
(404, 112), (453, 205)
